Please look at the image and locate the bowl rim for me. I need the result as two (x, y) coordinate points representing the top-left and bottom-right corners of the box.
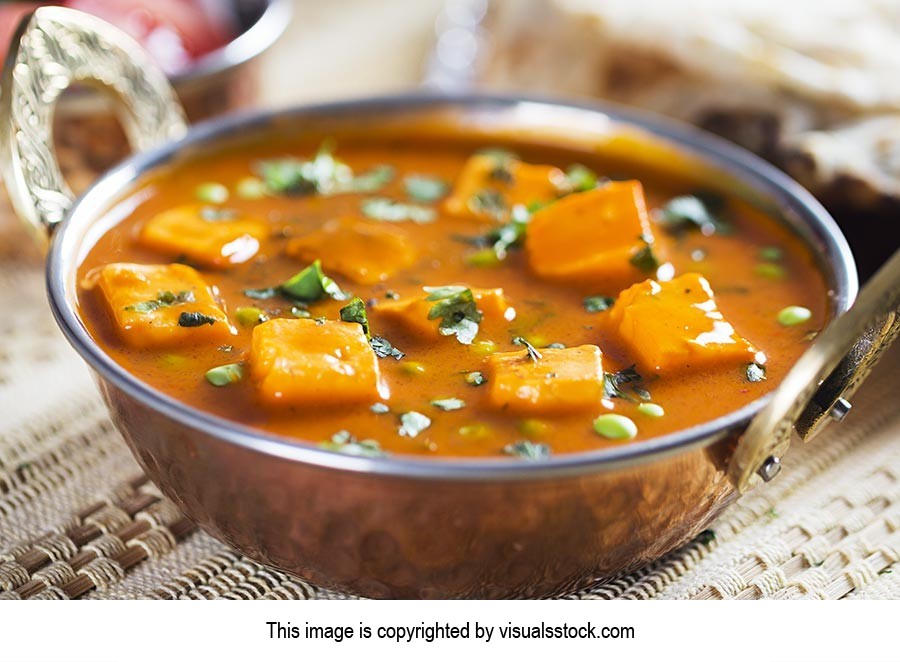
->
(47, 92), (859, 482)
(171, 0), (291, 84)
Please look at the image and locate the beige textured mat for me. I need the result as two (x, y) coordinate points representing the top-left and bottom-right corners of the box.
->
(0, 260), (898, 599)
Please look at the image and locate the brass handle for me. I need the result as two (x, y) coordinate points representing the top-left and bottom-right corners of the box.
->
(730, 249), (900, 492)
(0, 6), (187, 251)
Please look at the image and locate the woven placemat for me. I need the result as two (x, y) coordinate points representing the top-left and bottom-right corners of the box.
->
(0, 259), (898, 599)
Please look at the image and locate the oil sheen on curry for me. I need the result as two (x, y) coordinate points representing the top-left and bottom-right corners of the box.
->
(77, 134), (828, 459)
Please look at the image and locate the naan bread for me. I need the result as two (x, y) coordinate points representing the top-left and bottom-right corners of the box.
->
(479, 0), (900, 209)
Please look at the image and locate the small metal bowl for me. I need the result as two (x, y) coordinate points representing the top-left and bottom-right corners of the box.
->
(3, 7), (898, 599)
(0, 0), (290, 257)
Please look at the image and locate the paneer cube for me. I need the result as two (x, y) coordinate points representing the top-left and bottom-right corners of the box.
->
(443, 154), (564, 220)
(484, 345), (604, 415)
(525, 181), (662, 291)
(96, 263), (232, 349)
(285, 217), (417, 285)
(374, 287), (513, 339)
(250, 318), (384, 407)
(605, 273), (760, 375)
(139, 204), (268, 269)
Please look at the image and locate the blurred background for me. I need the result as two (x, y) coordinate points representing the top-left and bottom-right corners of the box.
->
(1, 0), (897, 276)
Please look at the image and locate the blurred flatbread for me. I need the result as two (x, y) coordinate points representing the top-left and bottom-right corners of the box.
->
(479, 0), (900, 210)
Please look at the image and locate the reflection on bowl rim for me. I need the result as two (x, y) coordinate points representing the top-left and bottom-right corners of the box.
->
(171, 0), (292, 85)
(48, 93), (858, 483)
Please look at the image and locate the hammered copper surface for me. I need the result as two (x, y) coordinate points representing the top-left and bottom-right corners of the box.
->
(98, 378), (738, 598)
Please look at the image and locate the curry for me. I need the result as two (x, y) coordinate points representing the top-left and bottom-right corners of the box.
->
(76, 132), (828, 458)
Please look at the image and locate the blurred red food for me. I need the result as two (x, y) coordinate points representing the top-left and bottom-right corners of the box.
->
(0, 0), (236, 73)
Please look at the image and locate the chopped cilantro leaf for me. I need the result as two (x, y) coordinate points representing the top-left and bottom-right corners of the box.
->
(398, 411), (431, 438)
(583, 295), (615, 313)
(339, 297), (370, 337)
(361, 197), (436, 223)
(320, 430), (385, 457)
(464, 371), (486, 387)
(468, 189), (506, 220)
(503, 440), (551, 460)
(424, 286), (483, 345)
(467, 204), (530, 262)
(199, 207), (239, 221)
(561, 164), (600, 193)
(242, 287), (278, 300)
(431, 398), (465, 411)
(658, 194), (731, 236)
(404, 175), (448, 202)
(125, 290), (195, 313)
(280, 259), (349, 302)
(343, 165), (394, 193)
(603, 366), (649, 403)
(370, 335), (405, 360)
(746, 363), (767, 382)
(630, 240), (660, 273)
(512, 336), (542, 362)
(178, 312), (217, 327)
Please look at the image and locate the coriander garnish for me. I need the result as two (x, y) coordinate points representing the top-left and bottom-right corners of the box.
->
(398, 411), (431, 438)
(431, 398), (465, 411)
(503, 440), (551, 460)
(256, 140), (353, 195)
(464, 371), (486, 387)
(583, 295), (615, 313)
(280, 259), (349, 302)
(603, 366), (650, 403)
(361, 197), (436, 223)
(560, 164), (600, 194)
(745, 363), (767, 382)
(404, 175), (448, 202)
(339, 297), (370, 337)
(370, 335), (405, 360)
(512, 336), (542, 362)
(424, 286), (483, 345)
(178, 312), (217, 327)
(320, 430), (385, 457)
(468, 189), (506, 220)
(629, 238), (660, 273)
(658, 194), (731, 236)
(125, 290), (195, 313)
(242, 287), (278, 300)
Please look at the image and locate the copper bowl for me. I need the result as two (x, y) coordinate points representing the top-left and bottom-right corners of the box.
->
(5, 7), (898, 599)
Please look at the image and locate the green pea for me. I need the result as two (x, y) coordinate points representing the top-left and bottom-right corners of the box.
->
(401, 361), (427, 376)
(466, 248), (502, 267)
(759, 246), (783, 262)
(592, 413), (638, 440)
(236, 177), (266, 200)
(637, 403), (665, 418)
(235, 306), (268, 327)
(777, 305), (812, 326)
(196, 182), (229, 204)
(160, 354), (187, 370)
(519, 419), (552, 438)
(205, 362), (244, 386)
(471, 340), (497, 356)
(754, 263), (786, 280)
(459, 423), (491, 440)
